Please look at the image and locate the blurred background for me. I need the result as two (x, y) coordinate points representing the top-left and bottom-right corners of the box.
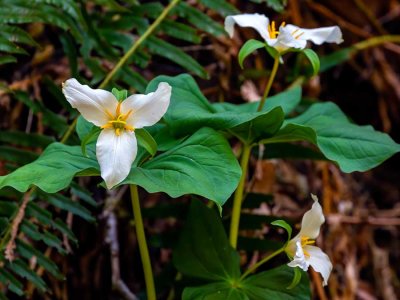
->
(0, 0), (399, 299)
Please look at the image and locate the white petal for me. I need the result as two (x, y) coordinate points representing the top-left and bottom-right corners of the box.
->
(275, 25), (307, 51)
(224, 14), (271, 42)
(62, 78), (117, 127)
(285, 24), (343, 45)
(305, 245), (333, 286)
(96, 129), (137, 189)
(287, 241), (309, 271)
(121, 82), (171, 129)
(298, 194), (325, 239)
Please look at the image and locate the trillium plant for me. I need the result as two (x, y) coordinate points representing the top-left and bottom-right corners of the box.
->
(1, 4), (399, 300)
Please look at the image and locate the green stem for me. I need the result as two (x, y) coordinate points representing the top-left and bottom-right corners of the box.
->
(229, 144), (252, 249)
(240, 247), (285, 280)
(257, 56), (280, 112)
(60, 0), (181, 143)
(130, 185), (156, 300)
(353, 35), (400, 51)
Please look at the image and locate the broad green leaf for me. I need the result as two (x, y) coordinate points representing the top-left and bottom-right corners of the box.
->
(146, 74), (287, 140)
(183, 282), (249, 300)
(241, 265), (310, 300)
(0, 129), (240, 205)
(0, 143), (99, 193)
(302, 48), (320, 76)
(238, 39), (266, 69)
(263, 102), (400, 172)
(135, 128), (157, 157)
(213, 86), (302, 116)
(262, 143), (326, 160)
(173, 200), (241, 281)
(271, 220), (292, 241)
(124, 127), (241, 205)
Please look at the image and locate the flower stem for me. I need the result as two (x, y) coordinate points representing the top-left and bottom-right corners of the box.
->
(240, 247), (285, 280)
(229, 144), (252, 249)
(60, 0), (181, 143)
(257, 56), (280, 112)
(99, 0), (181, 89)
(130, 185), (156, 300)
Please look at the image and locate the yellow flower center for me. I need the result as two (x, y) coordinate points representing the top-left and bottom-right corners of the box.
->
(267, 21), (304, 40)
(300, 236), (315, 257)
(268, 21), (283, 39)
(101, 102), (134, 136)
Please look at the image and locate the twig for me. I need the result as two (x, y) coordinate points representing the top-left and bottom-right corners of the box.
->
(104, 190), (139, 300)
(4, 189), (34, 261)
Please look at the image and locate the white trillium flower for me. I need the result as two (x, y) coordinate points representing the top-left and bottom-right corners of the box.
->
(62, 79), (171, 189)
(225, 13), (343, 52)
(285, 194), (333, 286)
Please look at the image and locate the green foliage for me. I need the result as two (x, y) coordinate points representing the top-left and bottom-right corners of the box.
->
(174, 200), (310, 299)
(302, 49), (320, 76)
(238, 39), (267, 69)
(249, 0), (287, 13)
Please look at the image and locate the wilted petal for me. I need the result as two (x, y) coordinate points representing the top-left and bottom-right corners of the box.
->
(62, 78), (117, 127)
(285, 24), (343, 45)
(287, 241), (309, 271)
(305, 245), (333, 286)
(122, 82), (171, 129)
(225, 14), (271, 42)
(298, 194), (325, 239)
(96, 129), (137, 189)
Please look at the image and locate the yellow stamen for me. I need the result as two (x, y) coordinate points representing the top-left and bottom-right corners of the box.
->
(267, 20), (285, 39)
(300, 236), (315, 257)
(101, 103), (135, 135)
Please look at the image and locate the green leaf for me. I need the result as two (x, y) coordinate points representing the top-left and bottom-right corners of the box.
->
(6, 259), (47, 292)
(198, 0), (239, 17)
(174, 2), (226, 36)
(0, 129), (240, 205)
(0, 142), (99, 193)
(81, 126), (101, 157)
(0, 24), (38, 46)
(238, 39), (266, 68)
(146, 74), (288, 139)
(173, 200), (241, 281)
(320, 48), (353, 72)
(249, 0), (287, 12)
(287, 267), (302, 290)
(0, 131), (54, 148)
(0, 268), (24, 296)
(213, 86), (302, 116)
(271, 220), (292, 241)
(263, 102), (400, 172)
(0, 55), (17, 65)
(183, 282), (248, 300)
(111, 88), (127, 102)
(145, 36), (208, 79)
(136, 128), (157, 157)
(43, 192), (95, 222)
(124, 128), (241, 205)
(16, 240), (64, 279)
(241, 266), (310, 300)
(160, 20), (201, 44)
(302, 48), (320, 76)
